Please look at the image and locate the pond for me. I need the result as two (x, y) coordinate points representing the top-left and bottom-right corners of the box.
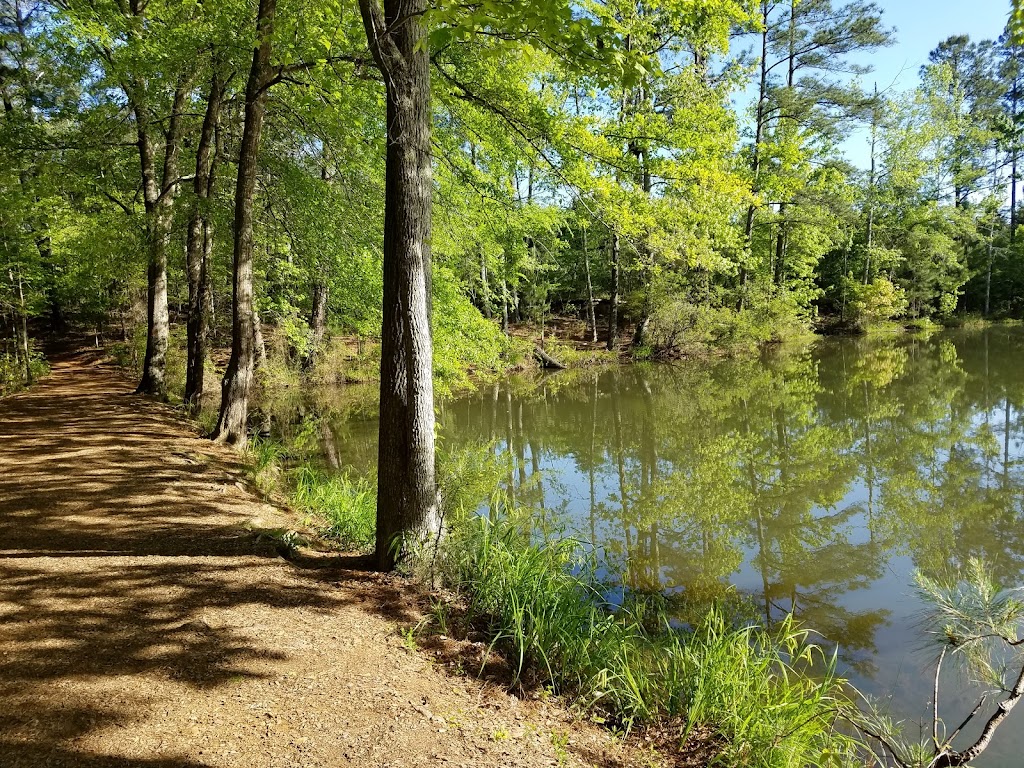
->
(266, 327), (1024, 764)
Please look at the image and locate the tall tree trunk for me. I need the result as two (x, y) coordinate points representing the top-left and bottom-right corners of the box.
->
(470, 145), (491, 320)
(213, 0), (275, 446)
(479, 248), (491, 319)
(582, 226), (597, 343)
(773, 0), (797, 290)
(305, 279), (328, 369)
(1013, 148), (1019, 244)
(1012, 57), (1020, 244)
(741, 0), (771, 306)
(865, 84), (879, 284)
(358, 0), (439, 570)
(185, 66), (225, 412)
(253, 307), (267, 371)
(986, 144), (998, 316)
(501, 276), (510, 334)
(16, 265), (30, 385)
(774, 209), (787, 287)
(135, 78), (188, 398)
(607, 231), (620, 352)
(632, 142), (653, 348)
(3, 0), (60, 337)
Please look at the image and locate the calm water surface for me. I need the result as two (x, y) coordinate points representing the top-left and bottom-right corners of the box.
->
(269, 328), (1024, 764)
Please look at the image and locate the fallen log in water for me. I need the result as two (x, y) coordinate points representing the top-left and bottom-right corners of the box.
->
(534, 346), (566, 369)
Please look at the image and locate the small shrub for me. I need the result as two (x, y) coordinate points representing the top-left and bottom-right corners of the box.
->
(109, 341), (138, 371)
(108, 325), (147, 376)
(433, 270), (510, 394)
(938, 291), (959, 318)
(943, 313), (990, 330)
(539, 338), (617, 368)
(647, 299), (809, 358)
(247, 436), (287, 493)
(307, 336), (380, 385)
(846, 277), (908, 330)
(0, 347), (48, 396)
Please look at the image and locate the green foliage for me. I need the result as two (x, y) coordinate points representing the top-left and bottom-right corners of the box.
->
(0, 349), (48, 396)
(245, 435), (378, 553)
(247, 435), (287, 493)
(846, 277), (909, 330)
(433, 268), (511, 394)
(915, 558), (1024, 683)
(647, 295), (810, 357)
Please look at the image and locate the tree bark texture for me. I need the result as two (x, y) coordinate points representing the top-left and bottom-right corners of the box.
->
(134, 77), (188, 399)
(185, 67), (225, 413)
(582, 227), (597, 343)
(358, 0), (440, 571)
(607, 231), (620, 352)
(304, 280), (328, 370)
(213, 0), (275, 446)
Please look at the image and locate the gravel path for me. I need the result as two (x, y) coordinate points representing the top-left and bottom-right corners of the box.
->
(0, 355), (650, 768)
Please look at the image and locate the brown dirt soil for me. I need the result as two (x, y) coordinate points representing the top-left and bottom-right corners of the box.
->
(0, 353), (665, 768)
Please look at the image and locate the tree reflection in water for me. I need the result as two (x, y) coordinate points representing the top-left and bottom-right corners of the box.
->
(262, 328), (1024, 762)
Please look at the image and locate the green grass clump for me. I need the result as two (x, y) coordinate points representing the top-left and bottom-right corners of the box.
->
(441, 515), (855, 767)
(248, 436), (286, 482)
(242, 438), (376, 551)
(290, 465), (376, 551)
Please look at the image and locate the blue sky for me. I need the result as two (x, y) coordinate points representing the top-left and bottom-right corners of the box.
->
(841, 0), (1014, 165)
(866, 0), (1012, 91)
(732, 0), (1015, 168)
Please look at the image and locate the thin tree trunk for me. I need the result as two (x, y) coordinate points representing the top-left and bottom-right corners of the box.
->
(16, 265), (30, 385)
(986, 225), (995, 317)
(582, 226), (597, 343)
(253, 307), (267, 371)
(865, 83), (878, 284)
(773, 0), (797, 289)
(1013, 57), (1020, 244)
(501, 276), (510, 335)
(741, 0), (771, 306)
(986, 142), (998, 317)
(774, 206), (787, 287)
(213, 0), (275, 446)
(185, 66), (225, 412)
(358, 0), (439, 570)
(470, 145), (491, 320)
(632, 142), (653, 348)
(607, 231), (620, 352)
(1013, 148), (1018, 244)
(4, 0), (61, 335)
(479, 248), (491, 319)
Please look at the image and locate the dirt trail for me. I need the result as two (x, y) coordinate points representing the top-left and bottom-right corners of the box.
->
(0, 355), (648, 768)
